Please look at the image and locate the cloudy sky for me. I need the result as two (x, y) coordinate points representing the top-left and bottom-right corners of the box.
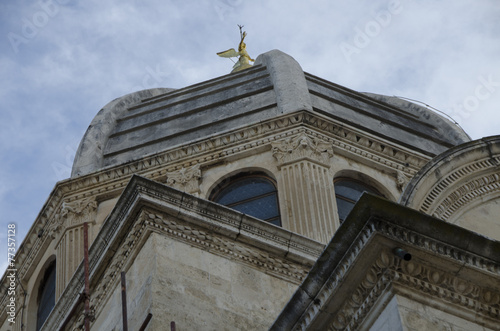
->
(1, 0), (499, 272)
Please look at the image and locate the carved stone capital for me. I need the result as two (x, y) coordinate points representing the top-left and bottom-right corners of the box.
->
(62, 197), (98, 225)
(271, 132), (333, 167)
(49, 197), (97, 239)
(165, 164), (201, 195)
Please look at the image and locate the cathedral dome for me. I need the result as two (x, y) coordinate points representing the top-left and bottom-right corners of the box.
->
(72, 50), (471, 178)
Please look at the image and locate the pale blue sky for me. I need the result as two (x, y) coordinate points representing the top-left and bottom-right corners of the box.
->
(1, 0), (500, 273)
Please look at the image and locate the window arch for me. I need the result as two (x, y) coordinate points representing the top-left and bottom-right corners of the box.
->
(334, 178), (382, 223)
(36, 261), (56, 331)
(210, 172), (281, 226)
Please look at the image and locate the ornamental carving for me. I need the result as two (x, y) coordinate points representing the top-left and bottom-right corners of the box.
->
(144, 211), (310, 281)
(396, 171), (411, 191)
(402, 138), (500, 223)
(6, 111), (428, 316)
(432, 172), (500, 220)
(49, 197), (97, 238)
(323, 252), (500, 331)
(291, 218), (500, 330)
(271, 132), (334, 166)
(165, 164), (201, 195)
(89, 208), (312, 325)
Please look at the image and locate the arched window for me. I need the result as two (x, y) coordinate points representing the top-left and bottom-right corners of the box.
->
(36, 261), (56, 331)
(334, 178), (381, 223)
(210, 173), (281, 226)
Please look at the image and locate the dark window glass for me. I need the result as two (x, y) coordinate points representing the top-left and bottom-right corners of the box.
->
(335, 198), (355, 222)
(36, 262), (56, 331)
(212, 174), (281, 226)
(335, 179), (380, 223)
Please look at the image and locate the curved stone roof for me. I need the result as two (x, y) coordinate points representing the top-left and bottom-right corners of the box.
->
(400, 135), (500, 220)
(72, 49), (471, 177)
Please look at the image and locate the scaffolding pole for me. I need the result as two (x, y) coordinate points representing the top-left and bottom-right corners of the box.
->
(121, 271), (128, 331)
(83, 222), (91, 331)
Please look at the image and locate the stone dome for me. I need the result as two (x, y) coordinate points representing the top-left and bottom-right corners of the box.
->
(72, 50), (471, 177)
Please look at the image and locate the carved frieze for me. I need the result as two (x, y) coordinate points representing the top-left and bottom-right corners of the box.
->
(295, 232), (500, 330)
(402, 137), (500, 224)
(165, 164), (201, 195)
(271, 132), (334, 167)
(144, 211), (310, 282)
(89, 208), (313, 326)
(2, 111), (428, 322)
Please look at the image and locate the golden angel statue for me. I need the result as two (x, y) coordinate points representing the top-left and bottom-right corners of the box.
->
(217, 25), (255, 73)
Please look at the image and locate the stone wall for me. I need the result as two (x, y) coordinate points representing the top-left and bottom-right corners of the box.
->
(91, 232), (299, 330)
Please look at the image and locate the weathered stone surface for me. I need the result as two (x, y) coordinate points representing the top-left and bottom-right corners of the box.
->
(72, 50), (468, 178)
(4, 49), (498, 331)
(271, 194), (500, 330)
(72, 88), (173, 177)
(401, 135), (500, 241)
(30, 175), (322, 330)
(254, 49), (313, 114)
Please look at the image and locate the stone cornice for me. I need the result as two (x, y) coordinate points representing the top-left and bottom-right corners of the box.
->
(39, 175), (323, 330)
(0, 111), (429, 324)
(62, 111), (426, 201)
(322, 250), (500, 330)
(270, 194), (500, 331)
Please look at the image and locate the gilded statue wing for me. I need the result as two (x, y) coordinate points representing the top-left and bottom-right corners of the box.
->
(217, 48), (240, 58)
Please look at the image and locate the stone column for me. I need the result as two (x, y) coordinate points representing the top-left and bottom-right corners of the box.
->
(272, 132), (338, 243)
(51, 197), (97, 298)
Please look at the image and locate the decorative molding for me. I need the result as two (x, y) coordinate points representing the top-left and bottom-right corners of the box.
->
(145, 211), (312, 281)
(0, 111), (428, 324)
(374, 219), (500, 274)
(272, 132), (334, 166)
(419, 157), (500, 215)
(301, 113), (427, 172)
(42, 175), (323, 331)
(338, 256), (499, 330)
(328, 251), (395, 331)
(432, 172), (500, 220)
(90, 216), (148, 317)
(165, 163), (201, 195)
(60, 112), (423, 202)
(298, 249), (500, 331)
(87, 208), (313, 330)
(293, 219), (500, 330)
